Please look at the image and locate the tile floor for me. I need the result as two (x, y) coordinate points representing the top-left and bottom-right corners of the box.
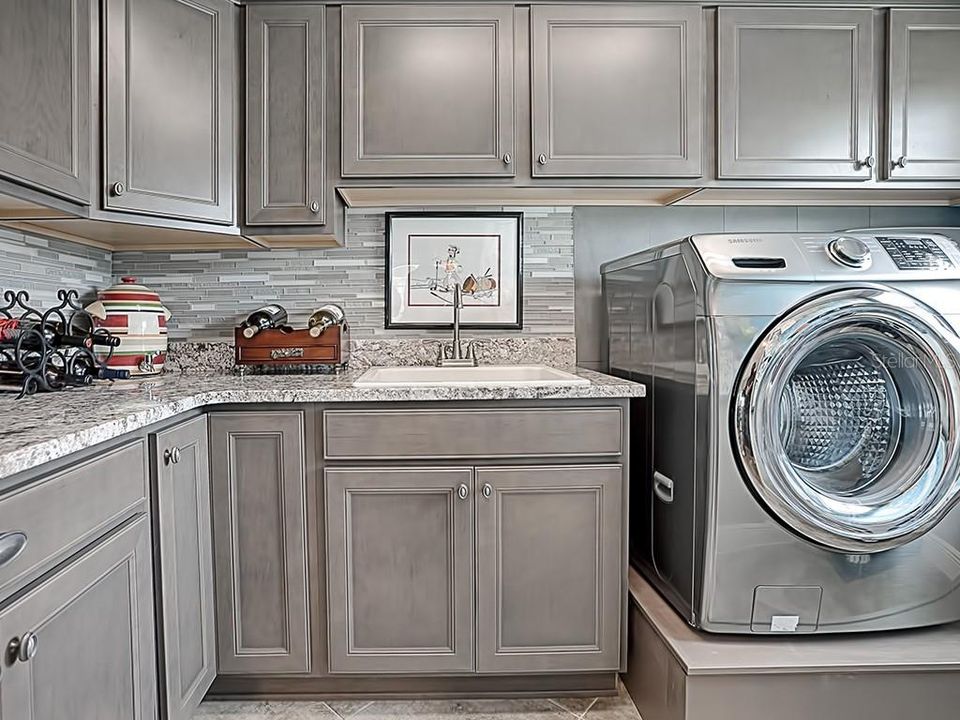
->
(195, 681), (642, 720)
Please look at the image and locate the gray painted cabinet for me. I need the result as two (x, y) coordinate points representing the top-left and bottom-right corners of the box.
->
(103, 0), (235, 223)
(476, 465), (623, 673)
(887, 10), (960, 180)
(0, 0), (92, 204)
(325, 467), (476, 673)
(531, 5), (702, 178)
(0, 516), (157, 720)
(209, 411), (311, 674)
(246, 4), (326, 225)
(153, 416), (216, 720)
(341, 4), (515, 177)
(718, 8), (875, 180)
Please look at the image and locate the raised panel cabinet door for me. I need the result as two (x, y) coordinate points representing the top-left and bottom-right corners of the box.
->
(476, 465), (623, 673)
(154, 416), (216, 720)
(325, 467), (475, 673)
(0, 516), (157, 720)
(103, 0), (236, 223)
(246, 4), (326, 225)
(209, 411), (310, 674)
(0, 0), (92, 203)
(531, 5), (702, 178)
(717, 8), (874, 180)
(888, 10), (960, 180)
(342, 5), (515, 177)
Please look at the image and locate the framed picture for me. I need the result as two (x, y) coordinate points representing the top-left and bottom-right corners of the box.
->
(385, 212), (523, 329)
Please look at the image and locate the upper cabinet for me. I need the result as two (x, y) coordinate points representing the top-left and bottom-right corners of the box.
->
(245, 4), (326, 225)
(0, 0), (92, 204)
(103, 0), (236, 224)
(341, 4), (515, 177)
(887, 10), (960, 181)
(530, 5), (702, 178)
(717, 8), (875, 181)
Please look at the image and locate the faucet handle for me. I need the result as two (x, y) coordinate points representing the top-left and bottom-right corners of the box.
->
(436, 342), (446, 364)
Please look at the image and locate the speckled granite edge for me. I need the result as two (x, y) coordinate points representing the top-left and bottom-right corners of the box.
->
(0, 368), (643, 481)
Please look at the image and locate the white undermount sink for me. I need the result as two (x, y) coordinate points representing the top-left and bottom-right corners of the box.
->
(353, 365), (589, 387)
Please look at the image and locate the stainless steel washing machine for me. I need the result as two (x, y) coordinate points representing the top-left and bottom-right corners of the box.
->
(603, 232), (960, 634)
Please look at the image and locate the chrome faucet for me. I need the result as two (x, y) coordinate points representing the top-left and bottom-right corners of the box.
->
(437, 284), (478, 367)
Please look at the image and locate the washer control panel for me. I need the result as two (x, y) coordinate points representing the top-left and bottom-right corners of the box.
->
(876, 236), (955, 270)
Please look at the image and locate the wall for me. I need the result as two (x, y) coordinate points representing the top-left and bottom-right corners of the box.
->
(112, 208), (575, 342)
(0, 225), (112, 311)
(574, 205), (960, 369)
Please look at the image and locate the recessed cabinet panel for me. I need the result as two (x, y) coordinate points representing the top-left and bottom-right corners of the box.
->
(342, 5), (515, 177)
(531, 6), (702, 177)
(476, 465), (623, 673)
(325, 467), (475, 673)
(246, 4), (326, 224)
(0, 0), (91, 203)
(0, 517), (157, 720)
(154, 416), (216, 720)
(888, 10), (960, 180)
(104, 0), (235, 223)
(718, 8), (874, 180)
(209, 411), (310, 674)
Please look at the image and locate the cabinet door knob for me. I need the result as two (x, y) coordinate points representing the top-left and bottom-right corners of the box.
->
(164, 446), (181, 465)
(457, 483), (469, 500)
(9, 632), (38, 663)
(502, 153), (512, 165)
(894, 156), (908, 169)
(111, 181), (125, 196)
(481, 482), (493, 499)
(537, 153), (547, 165)
(310, 201), (321, 214)
(858, 156), (875, 170)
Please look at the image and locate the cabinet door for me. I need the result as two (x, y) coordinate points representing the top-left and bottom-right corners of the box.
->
(531, 5), (701, 178)
(0, 516), (157, 720)
(325, 467), (475, 673)
(245, 4), (326, 225)
(209, 411), (310, 674)
(718, 8), (874, 180)
(342, 5), (515, 177)
(154, 416), (216, 720)
(476, 465), (622, 673)
(888, 10), (960, 180)
(0, 0), (92, 203)
(103, 0), (235, 223)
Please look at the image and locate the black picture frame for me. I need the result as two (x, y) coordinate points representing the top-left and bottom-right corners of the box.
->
(383, 211), (524, 330)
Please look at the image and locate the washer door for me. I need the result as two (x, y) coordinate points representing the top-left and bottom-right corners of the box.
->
(735, 286), (960, 553)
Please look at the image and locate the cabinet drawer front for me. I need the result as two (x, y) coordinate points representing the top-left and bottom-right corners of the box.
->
(323, 407), (623, 460)
(0, 441), (148, 598)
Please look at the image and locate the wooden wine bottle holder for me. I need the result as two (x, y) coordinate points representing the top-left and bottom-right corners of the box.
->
(234, 324), (349, 370)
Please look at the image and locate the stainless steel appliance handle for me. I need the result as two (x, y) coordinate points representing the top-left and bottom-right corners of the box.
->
(653, 471), (674, 504)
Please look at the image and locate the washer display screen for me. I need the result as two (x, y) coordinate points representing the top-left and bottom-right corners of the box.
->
(877, 236), (954, 270)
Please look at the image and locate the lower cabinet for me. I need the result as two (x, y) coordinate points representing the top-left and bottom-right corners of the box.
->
(153, 416), (217, 720)
(325, 467), (476, 673)
(0, 516), (157, 720)
(209, 411), (311, 674)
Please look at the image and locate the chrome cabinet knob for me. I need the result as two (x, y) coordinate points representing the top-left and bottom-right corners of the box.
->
(10, 632), (38, 663)
(164, 447), (181, 465)
(111, 181), (125, 196)
(858, 156), (875, 170)
(502, 153), (512, 165)
(893, 156), (908, 169)
(537, 153), (547, 165)
(481, 483), (493, 499)
(310, 201), (321, 214)
(457, 483), (469, 500)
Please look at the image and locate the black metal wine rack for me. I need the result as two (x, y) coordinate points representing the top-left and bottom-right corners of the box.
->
(0, 289), (118, 398)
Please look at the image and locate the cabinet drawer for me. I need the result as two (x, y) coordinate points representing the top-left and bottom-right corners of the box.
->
(0, 441), (148, 598)
(323, 407), (623, 460)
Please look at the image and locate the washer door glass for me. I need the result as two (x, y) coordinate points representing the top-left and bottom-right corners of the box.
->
(735, 286), (960, 553)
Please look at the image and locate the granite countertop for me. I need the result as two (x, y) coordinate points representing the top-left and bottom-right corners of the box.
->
(0, 367), (644, 482)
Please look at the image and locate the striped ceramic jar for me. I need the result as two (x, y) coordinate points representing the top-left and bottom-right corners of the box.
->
(85, 277), (171, 376)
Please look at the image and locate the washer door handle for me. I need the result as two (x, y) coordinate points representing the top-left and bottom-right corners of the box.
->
(653, 471), (674, 504)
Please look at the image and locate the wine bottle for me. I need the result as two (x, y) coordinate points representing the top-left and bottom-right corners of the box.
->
(95, 366), (131, 380)
(241, 305), (287, 339)
(0, 320), (114, 350)
(307, 304), (346, 338)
